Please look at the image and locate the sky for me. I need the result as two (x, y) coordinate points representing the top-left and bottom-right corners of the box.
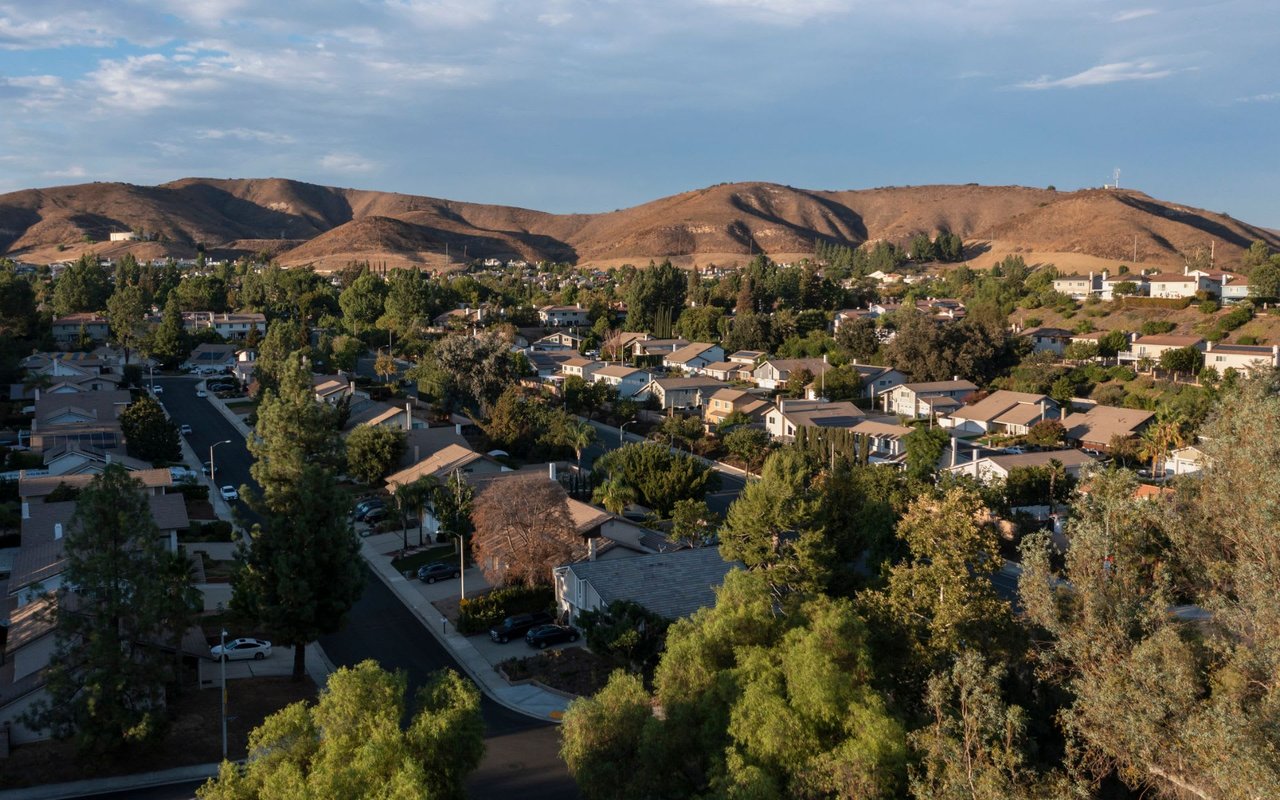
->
(0, 1), (1277, 226)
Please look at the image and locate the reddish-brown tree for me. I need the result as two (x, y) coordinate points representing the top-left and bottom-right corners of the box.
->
(471, 475), (583, 587)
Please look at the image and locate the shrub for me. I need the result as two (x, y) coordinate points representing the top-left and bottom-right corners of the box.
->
(1023, 317), (1043, 328)
(185, 520), (235, 542)
(1121, 297), (1193, 310)
(1236, 335), (1259, 345)
(172, 481), (210, 503)
(1140, 320), (1176, 336)
(457, 585), (555, 634)
(1108, 366), (1137, 382)
(1217, 304), (1253, 333)
(1199, 300), (1220, 314)
(577, 600), (671, 677)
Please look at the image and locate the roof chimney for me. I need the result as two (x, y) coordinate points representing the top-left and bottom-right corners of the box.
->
(1206, 341), (1213, 352)
(588, 536), (598, 561)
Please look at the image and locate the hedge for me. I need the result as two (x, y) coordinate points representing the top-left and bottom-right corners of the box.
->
(457, 585), (554, 634)
(185, 519), (235, 542)
(172, 481), (210, 503)
(1119, 297), (1193, 310)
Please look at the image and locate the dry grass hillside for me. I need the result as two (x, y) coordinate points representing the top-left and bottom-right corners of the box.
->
(1, 178), (1275, 272)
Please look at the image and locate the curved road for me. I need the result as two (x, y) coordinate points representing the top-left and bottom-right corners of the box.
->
(143, 375), (578, 800)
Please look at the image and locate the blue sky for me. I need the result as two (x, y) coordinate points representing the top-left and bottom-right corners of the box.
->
(0, 1), (1277, 226)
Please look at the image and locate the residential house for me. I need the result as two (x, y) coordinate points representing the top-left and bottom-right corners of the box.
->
(630, 338), (690, 362)
(51, 313), (109, 345)
(638, 376), (727, 411)
(19, 467), (171, 501)
(28, 390), (132, 455)
(727, 350), (765, 366)
(882, 380), (978, 420)
(312, 373), (356, 405)
(917, 298), (966, 320)
(590, 365), (652, 398)
(703, 388), (771, 428)
(183, 343), (238, 372)
(1119, 334), (1206, 364)
(944, 449), (1099, 482)
(1165, 445), (1209, 476)
(433, 307), (486, 328)
(527, 350), (581, 379)
(537, 304), (590, 327)
(765, 399), (865, 440)
(663, 343), (725, 373)
(943, 391), (1060, 437)
(553, 546), (741, 624)
(1101, 273), (1148, 300)
(181, 311), (267, 339)
(832, 308), (875, 333)
(561, 356), (604, 382)
(1062, 405), (1155, 451)
(1220, 279), (1253, 303)
(844, 362), (907, 400)
(848, 418), (915, 464)
(752, 357), (831, 391)
(384, 444), (510, 491)
(344, 400), (428, 432)
(1020, 326), (1075, 356)
(1051, 272), (1102, 300)
(1203, 342), (1280, 375)
(1146, 271), (1208, 299)
(232, 349), (257, 384)
(532, 331), (586, 351)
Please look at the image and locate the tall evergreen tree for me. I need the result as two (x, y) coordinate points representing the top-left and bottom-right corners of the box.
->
(52, 253), (111, 316)
(247, 351), (342, 509)
(106, 284), (149, 365)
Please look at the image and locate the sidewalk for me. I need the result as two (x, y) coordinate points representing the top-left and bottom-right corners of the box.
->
(358, 531), (573, 723)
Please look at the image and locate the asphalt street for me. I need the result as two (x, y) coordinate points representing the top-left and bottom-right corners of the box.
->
(149, 375), (579, 800)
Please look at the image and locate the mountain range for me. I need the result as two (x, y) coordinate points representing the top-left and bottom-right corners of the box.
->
(1, 178), (1276, 273)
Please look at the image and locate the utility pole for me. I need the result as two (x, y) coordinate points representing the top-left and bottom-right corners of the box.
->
(220, 628), (228, 761)
(455, 468), (465, 603)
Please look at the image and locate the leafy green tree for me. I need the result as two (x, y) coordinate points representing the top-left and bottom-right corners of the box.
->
(721, 310), (773, 353)
(562, 570), (908, 800)
(592, 442), (719, 516)
(233, 463), (364, 680)
(657, 413), (704, 451)
(577, 600), (671, 676)
(409, 332), (526, 413)
(673, 305), (723, 342)
(255, 318), (308, 396)
(0, 268), (38, 338)
(338, 272), (389, 336)
(1248, 257), (1280, 300)
(328, 334), (363, 372)
(1159, 345), (1201, 380)
(197, 660), (483, 800)
(722, 425), (770, 471)
(345, 424), (407, 485)
(147, 295), (191, 369)
(904, 425), (949, 483)
(835, 315), (880, 363)
(52, 253), (111, 316)
(592, 477), (637, 515)
(171, 274), (228, 312)
(623, 260), (686, 332)
(380, 267), (449, 338)
(106, 284), (149, 365)
(668, 498), (718, 547)
(23, 465), (199, 755)
(120, 394), (181, 463)
(1025, 418), (1065, 447)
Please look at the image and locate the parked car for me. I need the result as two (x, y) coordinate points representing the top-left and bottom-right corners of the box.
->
(169, 466), (198, 482)
(353, 499), (385, 521)
(179, 424), (193, 436)
(525, 624), (579, 649)
(151, 386), (164, 396)
(1003, 445), (1026, 455)
(363, 507), (390, 526)
(195, 389), (208, 398)
(417, 562), (460, 583)
(489, 611), (554, 644)
(210, 637), (272, 661)
(220, 485), (239, 501)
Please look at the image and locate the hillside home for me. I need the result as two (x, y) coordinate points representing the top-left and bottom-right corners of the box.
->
(727, 350), (765, 366)
(753, 357), (832, 391)
(917, 298), (966, 320)
(433, 307), (486, 328)
(882, 379), (978, 420)
(1020, 326), (1074, 355)
(630, 338), (690, 361)
(591, 365), (652, 398)
(698, 361), (752, 382)
(1147, 271), (1211, 299)
(944, 449), (1098, 483)
(561, 356), (604, 381)
(1119, 334), (1206, 364)
(847, 418), (915, 464)
(703, 388), (771, 428)
(843, 362), (908, 400)
(832, 309), (876, 332)
(1101, 273), (1149, 300)
(1204, 342), (1280, 374)
(663, 343), (725, 373)
(1220, 279), (1253, 303)
(638, 376), (727, 411)
(944, 391), (1059, 437)
(532, 331), (586, 351)
(312, 373), (356, 405)
(385, 444), (510, 491)
(765, 399), (865, 440)
(1061, 405), (1154, 451)
(51, 313), (109, 345)
(1165, 445), (1209, 476)
(1051, 272), (1102, 300)
(537, 304), (590, 327)
(181, 311), (267, 338)
(183, 343), (238, 372)
(553, 546), (741, 624)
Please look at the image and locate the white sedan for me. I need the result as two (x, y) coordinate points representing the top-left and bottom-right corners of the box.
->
(211, 637), (272, 661)
(220, 485), (239, 501)
(196, 389), (208, 398)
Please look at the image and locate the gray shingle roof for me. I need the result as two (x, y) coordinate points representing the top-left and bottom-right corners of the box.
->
(565, 547), (741, 620)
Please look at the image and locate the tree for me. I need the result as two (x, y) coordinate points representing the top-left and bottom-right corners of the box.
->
(338, 272), (389, 336)
(657, 413), (703, 452)
(784, 367), (815, 398)
(1140, 413), (1186, 476)
(471, 474), (582, 587)
(106, 285), (149, 365)
(669, 498), (718, 548)
(1025, 418), (1065, 447)
(433, 470), (474, 542)
(835, 316), (880, 363)
(329, 334), (362, 372)
(233, 464), (364, 680)
(560, 418), (596, 467)
(254, 318), (308, 396)
(592, 477), (637, 515)
(0, 268), (38, 338)
(904, 425), (949, 483)
(380, 267), (447, 338)
(197, 660), (484, 800)
(561, 570), (908, 800)
(623, 260), (686, 332)
(147, 295), (191, 369)
(373, 351), (398, 384)
(345, 424), (406, 485)
(120, 394), (181, 463)
(722, 425), (770, 471)
(591, 442), (720, 516)
(410, 333), (527, 413)
(23, 465), (199, 755)
(52, 253), (111, 316)
(1159, 345), (1201, 381)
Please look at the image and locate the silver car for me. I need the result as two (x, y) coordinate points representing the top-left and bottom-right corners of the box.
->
(210, 637), (272, 661)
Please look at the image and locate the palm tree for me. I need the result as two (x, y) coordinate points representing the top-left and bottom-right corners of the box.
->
(1140, 414), (1186, 478)
(564, 420), (596, 468)
(374, 351), (398, 385)
(592, 477), (636, 515)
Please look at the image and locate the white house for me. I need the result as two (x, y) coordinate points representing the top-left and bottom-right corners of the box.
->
(1119, 335), (1206, 364)
(591, 365), (652, 398)
(882, 379), (978, 420)
(1020, 327), (1074, 356)
(663, 343), (725, 373)
(1165, 445), (1209, 476)
(944, 449), (1098, 482)
(553, 547), (740, 624)
(537, 304), (590, 327)
(561, 356), (604, 381)
(752, 357), (831, 391)
(943, 391), (1059, 437)
(764, 398), (864, 440)
(1203, 342), (1280, 375)
(638, 376), (726, 410)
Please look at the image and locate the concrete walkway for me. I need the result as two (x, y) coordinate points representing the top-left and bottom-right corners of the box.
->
(358, 531), (573, 723)
(0, 762), (222, 800)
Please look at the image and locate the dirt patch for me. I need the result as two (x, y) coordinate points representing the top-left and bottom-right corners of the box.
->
(497, 646), (613, 697)
(433, 594), (467, 627)
(0, 676), (317, 790)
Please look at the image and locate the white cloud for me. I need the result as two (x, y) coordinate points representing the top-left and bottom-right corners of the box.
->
(1112, 8), (1157, 22)
(320, 152), (377, 173)
(44, 165), (87, 178)
(1234, 92), (1280, 103)
(1017, 60), (1174, 90)
(696, 0), (853, 23)
(198, 127), (295, 144)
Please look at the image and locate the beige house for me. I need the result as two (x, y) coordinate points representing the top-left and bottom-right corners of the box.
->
(1203, 342), (1280, 374)
(51, 313), (109, 344)
(703, 388), (771, 428)
(752, 358), (832, 391)
(944, 449), (1098, 482)
(638, 376), (727, 410)
(561, 356), (604, 381)
(882, 380), (978, 420)
(943, 391), (1059, 437)
(1061, 405), (1154, 451)
(663, 343), (724, 373)
(765, 399), (865, 440)
(1120, 334), (1206, 364)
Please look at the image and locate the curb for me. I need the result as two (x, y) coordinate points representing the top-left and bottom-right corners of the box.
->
(0, 762), (221, 800)
(358, 546), (563, 724)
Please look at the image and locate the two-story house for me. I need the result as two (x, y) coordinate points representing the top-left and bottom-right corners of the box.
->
(561, 356), (604, 382)
(1020, 326), (1074, 356)
(944, 391), (1060, 437)
(51, 313), (110, 345)
(703, 388), (771, 428)
(882, 379), (978, 420)
(752, 357), (832, 391)
(537, 305), (591, 327)
(638, 376), (727, 410)
(664, 343), (725, 374)
(765, 398), (865, 440)
(1203, 342), (1280, 374)
(1119, 334), (1206, 364)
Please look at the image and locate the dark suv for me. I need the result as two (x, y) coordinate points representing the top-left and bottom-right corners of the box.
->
(489, 611), (554, 643)
(417, 562), (460, 584)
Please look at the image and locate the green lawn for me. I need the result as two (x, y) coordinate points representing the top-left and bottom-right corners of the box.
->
(391, 545), (457, 574)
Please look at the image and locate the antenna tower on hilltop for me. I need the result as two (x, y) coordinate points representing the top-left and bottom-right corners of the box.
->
(1107, 168), (1121, 190)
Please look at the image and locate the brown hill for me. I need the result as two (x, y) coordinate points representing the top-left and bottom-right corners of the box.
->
(1, 178), (1275, 272)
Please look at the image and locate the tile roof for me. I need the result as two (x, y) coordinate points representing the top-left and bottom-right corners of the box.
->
(385, 444), (486, 488)
(563, 547), (742, 620)
(1062, 405), (1155, 444)
(19, 467), (172, 499)
(665, 342), (719, 364)
(1134, 335), (1204, 347)
(950, 391), (1054, 424)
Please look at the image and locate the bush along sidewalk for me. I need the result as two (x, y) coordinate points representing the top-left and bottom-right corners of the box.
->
(456, 585), (555, 634)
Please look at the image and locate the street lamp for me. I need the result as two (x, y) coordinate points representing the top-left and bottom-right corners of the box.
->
(220, 628), (228, 761)
(210, 439), (233, 486)
(620, 419), (636, 446)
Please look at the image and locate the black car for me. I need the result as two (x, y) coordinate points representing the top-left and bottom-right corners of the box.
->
(363, 507), (389, 526)
(417, 562), (460, 584)
(489, 611), (554, 644)
(354, 501), (386, 522)
(525, 624), (579, 649)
